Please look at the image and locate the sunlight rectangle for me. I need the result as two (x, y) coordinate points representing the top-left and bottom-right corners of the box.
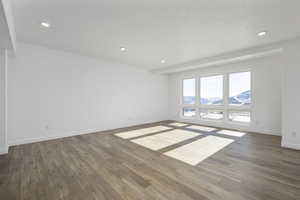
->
(188, 125), (217, 132)
(217, 130), (246, 137)
(131, 130), (200, 151)
(164, 136), (234, 165)
(169, 122), (189, 127)
(115, 126), (172, 139)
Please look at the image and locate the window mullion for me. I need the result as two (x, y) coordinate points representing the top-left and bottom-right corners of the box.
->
(224, 72), (229, 123)
(197, 76), (200, 118)
(180, 71), (251, 124)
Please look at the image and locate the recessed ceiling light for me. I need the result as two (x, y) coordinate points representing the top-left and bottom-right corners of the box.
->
(161, 59), (166, 64)
(41, 22), (50, 28)
(257, 31), (267, 37)
(120, 47), (126, 51)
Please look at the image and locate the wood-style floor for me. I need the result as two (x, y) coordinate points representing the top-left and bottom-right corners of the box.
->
(1, 121), (300, 200)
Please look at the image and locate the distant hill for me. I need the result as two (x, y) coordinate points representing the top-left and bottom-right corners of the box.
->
(184, 90), (251, 105)
(183, 96), (196, 104)
(229, 90), (251, 105)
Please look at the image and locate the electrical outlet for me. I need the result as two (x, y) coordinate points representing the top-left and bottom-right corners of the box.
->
(292, 132), (297, 137)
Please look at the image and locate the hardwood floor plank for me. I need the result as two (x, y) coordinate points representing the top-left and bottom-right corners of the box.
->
(1, 121), (300, 200)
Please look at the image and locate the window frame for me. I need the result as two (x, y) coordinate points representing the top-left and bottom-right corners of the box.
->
(179, 70), (252, 125)
(228, 110), (251, 124)
(180, 76), (198, 119)
(227, 70), (252, 125)
(199, 108), (224, 122)
(182, 107), (197, 119)
(227, 71), (252, 110)
(181, 77), (197, 106)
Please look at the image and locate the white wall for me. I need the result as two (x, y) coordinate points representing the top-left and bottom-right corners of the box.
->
(6, 38), (300, 151)
(7, 42), (169, 145)
(281, 38), (300, 150)
(0, 0), (14, 154)
(0, 48), (8, 154)
(168, 55), (283, 135)
(0, 0), (16, 50)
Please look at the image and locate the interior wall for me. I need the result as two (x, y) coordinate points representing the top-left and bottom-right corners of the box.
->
(281, 38), (300, 150)
(0, 49), (8, 154)
(6, 38), (300, 150)
(7, 42), (169, 145)
(168, 55), (283, 136)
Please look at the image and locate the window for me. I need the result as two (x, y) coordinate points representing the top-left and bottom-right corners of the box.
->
(180, 71), (251, 124)
(228, 71), (251, 123)
(183, 108), (196, 117)
(200, 109), (223, 120)
(228, 111), (251, 123)
(183, 78), (196, 105)
(229, 72), (251, 106)
(200, 75), (223, 105)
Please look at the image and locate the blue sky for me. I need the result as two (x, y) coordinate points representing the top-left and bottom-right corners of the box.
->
(183, 72), (250, 98)
(229, 72), (251, 97)
(201, 75), (223, 98)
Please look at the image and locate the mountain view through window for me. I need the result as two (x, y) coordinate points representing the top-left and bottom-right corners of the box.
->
(183, 78), (195, 104)
(229, 72), (251, 105)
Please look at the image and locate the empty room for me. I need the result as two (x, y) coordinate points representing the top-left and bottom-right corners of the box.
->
(1, 0), (300, 199)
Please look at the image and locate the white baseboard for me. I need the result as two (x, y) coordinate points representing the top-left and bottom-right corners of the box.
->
(0, 145), (8, 155)
(281, 141), (300, 150)
(8, 120), (169, 147)
(8, 128), (105, 146)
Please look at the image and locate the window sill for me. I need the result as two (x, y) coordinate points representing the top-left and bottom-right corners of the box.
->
(179, 116), (251, 127)
(227, 121), (251, 127)
(199, 118), (223, 123)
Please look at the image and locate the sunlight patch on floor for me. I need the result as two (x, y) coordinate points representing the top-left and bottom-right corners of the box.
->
(217, 130), (247, 137)
(114, 126), (172, 139)
(168, 122), (189, 127)
(131, 129), (200, 151)
(164, 136), (234, 165)
(187, 125), (217, 132)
